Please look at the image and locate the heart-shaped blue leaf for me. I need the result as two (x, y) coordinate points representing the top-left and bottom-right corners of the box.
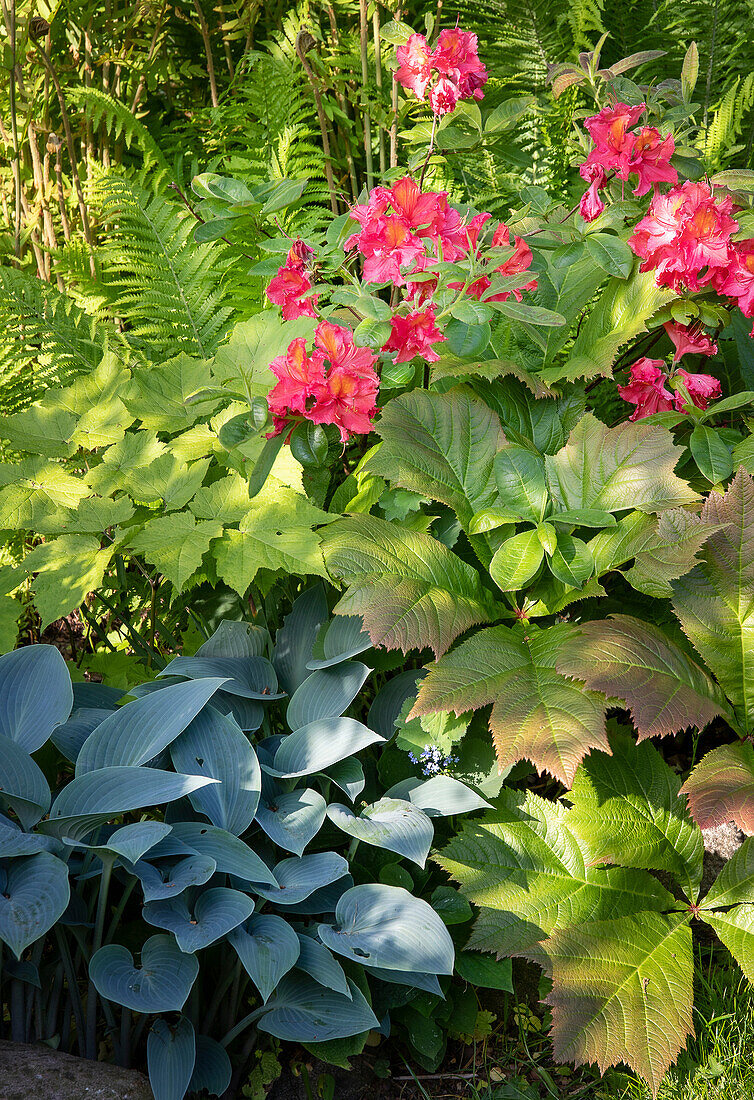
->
(197, 620), (269, 658)
(144, 887), (254, 952)
(254, 853), (349, 906)
(295, 933), (350, 997)
(0, 851), (70, 959)
(131, 854), (216, 903)
(326, 798), (434, 867)
(67, 822), (173, 864)
(321, 759), (365, 803)
(159, 657), (283, 700)
(255, 788), (326, 856)
(367, 669), (426, 739)
(188, 1036), (231, 1097)
(0, 732), (51, 829)
(257, 973), (378, 1041)
(262, 718), (384, 779)
(148, 1016), (195, 1100)
(167, 822), (277, 887)
(386, 775), (492, 817)
(286, 662), (370, 731)
(0, 814), (57, 857)
(51, 708), (114, 763)
(274, 584), (328, 694)
(307, 615), (372, 670)
(0, 644), (73, 752)
(229, 914), (300, 1001)
(90, 935), (199, 1012)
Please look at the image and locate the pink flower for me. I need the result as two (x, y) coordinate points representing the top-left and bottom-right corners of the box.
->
(285, 238), (316, 271)
(628, 181), (738, 292)
(580, 178), (605, 222)
(673, 369), (721, 411)
(266, 265), (318, 320)
(396, 34), (433, 100)
(663, 321), (718, 362)
(429, 76), (459, 116)
(714, 238), (754, 316)
(583, 102), (645, 178)
(356, 216), (427, 285)
(617, 357), (675, 420)
(431, 27), (488, 101)
(389, 177), (444, 236)
(384, 308), (446, 363)
(628, 127), (677, 197)
(268, 338), (326, 430)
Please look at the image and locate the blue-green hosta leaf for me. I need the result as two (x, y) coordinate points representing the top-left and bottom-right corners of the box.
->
(51, 708), (114, 763)
(274, 584), (329, 694)
(170, 706), (261, 835)
(262, 718), (384, 779)
(385, 775), (492, 817)
(326, 799), (433, 867)
(545, 413), (698, 514)
(67, 822), (173, 864)
(148, 1017), (196, 1100)
(321, 759), (365, 802)
(361, 964), (442, 996)
(188, 1036), (231, 1098)
(0, 732), (51, 829)
(295, 933), (351, 997)
(229, 914), (301, 1001)
(528, 911), (693, 1096)
(132, 854), (217, 903)
(89, 935), (199, 1012)
(255, 853), (349, 906)
(158, 656), (283, 700)
(76, 677), (228, 775)
(0, 852), (70, 959)
(367, 669), (426, 739)
(255, 788), (327, 856)
(307, 614), (372, 670)
(144, 887), (254, 952)
(366, 389), (504, 531)
(671, 470), (754, 731)
(282, 875), (354, 916)
(567, 732), (704, 902)
(0, 815), (58, 857)
(44, 768), (219, 842)
(0, 644), (73, 752)
(322, 516), (495, 658)
(286, 662), (370, 731)
(213, 691), (264, 732)
(437, 787), (679, 958)
(197, 620), (270, 658)
(72, 682), (123, 709)
(256, 974), (378, 1042)
(167, 822), (277, 886)
(318, 884), (454, 975)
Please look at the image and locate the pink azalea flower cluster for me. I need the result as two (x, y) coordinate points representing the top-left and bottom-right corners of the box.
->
(267, 321), (379, 441)
(618, 321), (721, 421)
(266, 239), (318, 320)
(579, 102), (677, 222)
(396, 27), (488, 116)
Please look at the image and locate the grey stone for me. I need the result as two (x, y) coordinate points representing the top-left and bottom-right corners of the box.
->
(0, 1041), (153, 1100)
(701, 820), (745, 896)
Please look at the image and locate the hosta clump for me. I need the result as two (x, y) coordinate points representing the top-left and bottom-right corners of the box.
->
(0, 588), (491, 1099)
(439, 728), (754, 1097)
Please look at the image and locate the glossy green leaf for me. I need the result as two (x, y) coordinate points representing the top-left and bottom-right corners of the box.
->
(689, 425), (733, 484)
(494, 445), (548, 523)
(490, 529), (544, 591)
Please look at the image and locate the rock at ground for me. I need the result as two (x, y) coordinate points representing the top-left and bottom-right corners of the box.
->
(701, 821), (745, 895)
(0, 1041), (153, 1100)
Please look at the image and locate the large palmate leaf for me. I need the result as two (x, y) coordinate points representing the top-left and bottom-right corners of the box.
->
(671, 470), (754, 730)
(547, 269), (674, 384)
(23, 535), (113, 629)
(89, 935), (199, 1012)
(0, 852), (70, 958)
(322, 515), (495, 657)
(411, 623), (609, 785)
(128, 513), (223, 591)
(556, 615), (729, 740)
(437, 789), (676, 957)
(530, 911), (693, 1097)
(567, 733), (704, 900)
(616, 510), (719, 597)
(680, 741), (754, 835)
(545, 414), (698, 515)
(0, 644), (73, 752)
(366, 389), (504, 530)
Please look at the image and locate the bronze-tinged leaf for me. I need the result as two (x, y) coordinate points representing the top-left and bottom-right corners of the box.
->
(528, 911), (693, 1098)
(410, 623), (609, 786)
(322, 515), (494, 658)
(556, 615), (729, 740)
(671, 469), (754, 729)
(680, 741), (754, 835)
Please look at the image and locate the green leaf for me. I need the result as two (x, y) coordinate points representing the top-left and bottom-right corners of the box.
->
(211, 311), (315, 400)
(0, 852), (70, 959)
(494, 445), (547, 523)
(214, 515), (327, 594)
(671, 470), (754, 728)
(0, 404), (78, 458)
(493, 301), (566, 327)
(702, 837), (754, 907)
(0, 457), (91, 528)
(531, 911), (693, 1096)
(36, 495), (136, 536)
(322, 515), (495, 657)
(412, 623), (608, 786)
(437, 788), (676, 957)
(126, 353), (217, 433)
(489, 530), (544, 591)
(128, 513), (222, 591)
(318, 884), (454, 975)
(367, 390), (504, 531)
(549, 269), (674, 383)
(623, 509), (719, 597)
(702, 905), (754, 983)
(455, 952), (513, 991)
(585, 234), (634, 278)
(23, 536), (112, 629)
(443, 319), (490, 357)
(548, 534), (593, 587)
(485, 95), (535, 132)
(567, 732), (704, 899)
(89, 935), (199, 1013)
(190, 473), (255, 523)
(680, 741), (754, 835)
(326, 798), (434, 867)
(550, 508), (616, 528)
(689, 425), (733, 483)
(681, 41), (699, 101)
(556, 614), (729, 741)
(546, 414), (699, 514)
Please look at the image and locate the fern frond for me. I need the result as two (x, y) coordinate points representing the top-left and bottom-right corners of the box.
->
(69, 87), (171, 179)
(704, 74), (754, 170)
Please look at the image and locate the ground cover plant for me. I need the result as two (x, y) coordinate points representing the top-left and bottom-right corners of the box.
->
(1, 8), (754, 1100)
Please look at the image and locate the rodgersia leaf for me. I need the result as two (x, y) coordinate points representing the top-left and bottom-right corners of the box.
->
(322, 515), (494, 657)
(671, 469), (754, 730)
(702, 905), (754, 983)
(545, 413), (699, 515)
(529, 911), (693, 1097)
(366, 389), (504, 532)
(411, 623), (609, 785)
(680, 741), (754, 835)
(556, 615), (729, 741)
